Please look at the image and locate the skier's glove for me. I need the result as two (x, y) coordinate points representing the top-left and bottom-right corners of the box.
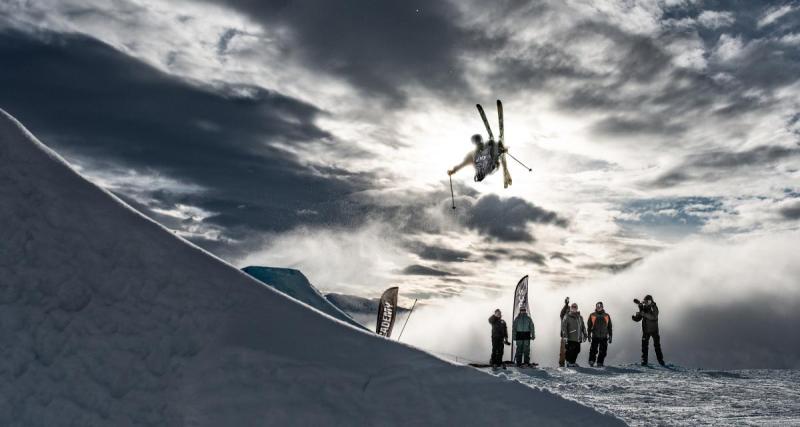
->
(504, 340), (511, 346)
(608, 337), (612, 344)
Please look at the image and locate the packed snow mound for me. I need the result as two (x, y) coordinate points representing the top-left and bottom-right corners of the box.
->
(242, 266), (365, 329)
(326, 292), (411, 332)
(326, 292), (410, 315)
(0, 109), (622, 426)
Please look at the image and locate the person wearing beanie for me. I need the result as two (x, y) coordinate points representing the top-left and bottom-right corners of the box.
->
(560, 302), (588, 367)
(587, 301), (613, 367)
(632, 295), (665, 366)
(488, 309), (511, 369)
(512, 307), (536, 367)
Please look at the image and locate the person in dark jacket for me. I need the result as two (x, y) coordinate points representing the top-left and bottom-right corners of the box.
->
(558, 297), (570, 367)
(587, 302), (613, 367)
(488, 309), (511, 368)
(512, 307), (535, 366)
(632, 295), (665, 366)
(561, 303), (587, 367)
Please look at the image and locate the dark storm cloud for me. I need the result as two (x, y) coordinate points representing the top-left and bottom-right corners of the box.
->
(652, 145), (800, 187)
(414, 244), (471, 263)
(550, 252), (572, 264)
(591, 116), (687, 137)
(400, 265), (453, 277)
(780, 201), (800, 220)
(0, 29), (375, 251)
(580, 257), (642, 274)
(462, 194), (568, 242)
(202, 0), (494, 103)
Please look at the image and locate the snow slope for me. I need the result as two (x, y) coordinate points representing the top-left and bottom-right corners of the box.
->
(0, 109), (623, 426)
(486, 365), (800, 426)
(242, 266), (365, 330)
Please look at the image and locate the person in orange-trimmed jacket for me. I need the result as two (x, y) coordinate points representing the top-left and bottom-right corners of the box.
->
(587, 301), (612, 367)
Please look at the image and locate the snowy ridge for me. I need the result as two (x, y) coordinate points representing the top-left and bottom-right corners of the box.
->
(0, 109), (623, 425)
(242, 266), (366, 329)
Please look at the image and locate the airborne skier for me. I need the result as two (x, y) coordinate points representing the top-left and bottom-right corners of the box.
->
(447, 100), (512, 188)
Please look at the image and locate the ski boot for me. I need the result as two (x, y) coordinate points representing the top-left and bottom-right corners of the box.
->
(589, 361), (595, 367)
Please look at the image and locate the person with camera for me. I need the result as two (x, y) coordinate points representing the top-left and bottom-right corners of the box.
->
(587, 301), (612, 367)
(632, 295), (665, 366)
(561, 302), (588, 367)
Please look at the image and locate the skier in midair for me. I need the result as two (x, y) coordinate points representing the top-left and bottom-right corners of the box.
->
(632, 295), (665, 366)
(488, 309), (511, 369)
(561, 302), (587, 367)
(447, 101), (513, 188)
(447, 134), (509, 185)
(587, 302), (613, 367)
(512, 307), (535, 367)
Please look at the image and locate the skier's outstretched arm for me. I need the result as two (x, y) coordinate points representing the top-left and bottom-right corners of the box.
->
(448, 152), (473, 175)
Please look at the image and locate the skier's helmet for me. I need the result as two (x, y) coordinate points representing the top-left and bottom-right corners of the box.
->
(471, 134), (483, 145)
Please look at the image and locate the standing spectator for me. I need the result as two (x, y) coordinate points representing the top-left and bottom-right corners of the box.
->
(561, 302), (587, 367)
(512, 307), (535, 367)
(587, 302), (613, 367)
(488, 309), (511, 369)
(632, 295), (665, 366)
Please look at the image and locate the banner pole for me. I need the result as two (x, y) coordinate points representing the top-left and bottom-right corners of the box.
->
(397, 299), (418, 342)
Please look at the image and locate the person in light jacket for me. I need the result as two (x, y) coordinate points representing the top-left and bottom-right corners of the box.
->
(561, 302), (587, 367)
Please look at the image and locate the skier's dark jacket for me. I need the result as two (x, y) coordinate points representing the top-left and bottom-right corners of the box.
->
(633, 303), (659, 334)
(587, 310), (612, 339)
(488, 315), (508, 339)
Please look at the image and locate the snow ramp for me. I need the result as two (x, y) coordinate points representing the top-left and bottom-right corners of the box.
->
(242, 266), (366, 330)
(0, 109), (623, 426)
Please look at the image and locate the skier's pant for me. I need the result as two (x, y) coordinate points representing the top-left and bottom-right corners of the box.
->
(565, 341), (581, 364)
(641, 332), (664, 364)
(588, 337), (608, 364)
(490, 337), (504, 366)
(514, 339), (531, 365)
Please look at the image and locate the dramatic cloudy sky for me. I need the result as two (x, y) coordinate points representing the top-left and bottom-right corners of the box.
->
(1, 1), (799, 367)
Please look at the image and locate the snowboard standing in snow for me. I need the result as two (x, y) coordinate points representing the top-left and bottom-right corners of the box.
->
(558, 297), (570, 367)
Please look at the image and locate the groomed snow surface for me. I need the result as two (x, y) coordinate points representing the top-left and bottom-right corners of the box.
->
(0, 109), (622, 425)
(487, 365), (800, 426)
